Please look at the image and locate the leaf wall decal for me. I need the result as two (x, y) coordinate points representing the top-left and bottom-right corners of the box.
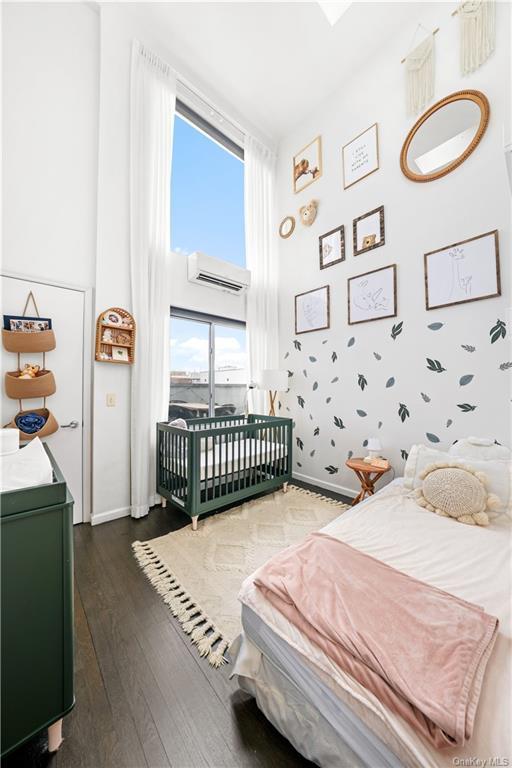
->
(358, 373), (368, 391)
(400, 449), (409, 460)
(309, 356), (317, 362)
(288, 370), (294, 377)
(385, 377), (395, 388)
(332, 351), (338, 362)
(428, 322), (444, 330)
(331, 440), (336, 447)
(331, 376), (339, 383)
(373, 352), (382, 361)
(457, 403), (477, 412)
(446, 419), (453, 427)
(297, 461), (302, 468)
(356, 409), (367, 417)
(461, 344), (476, 352)
(293, 340), (302, 350)
(420, 392), (431, 402)
(347, 449), (352, 458)
(303, 369), (308, 377)
(490, 319), (506, 343)
(459, 374), (474, 386)
(310, 450), (316, 457)
(500, 362), (512, 371)
(426, 432), (440, 443)
(284, 352), (290, 359)
(326, 396), (332, 404)
(391, 321), (403, 340)
(325, 465), (339, 474)
(297, 395), (305, 408)
(398, 403), (410, 422)
(362, 439), (368, 447)
(333, 416), (346, 429)
(426, 358), (446, 373)
(378, 421), (383, 429)
(347, 337), (355, 347)
(296, 437), (304, 450)
(312, 381), (318, 390)
(314, 427), (320, 436)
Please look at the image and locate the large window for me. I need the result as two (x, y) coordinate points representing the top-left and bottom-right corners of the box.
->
(170, 104), (245, 267)
(169, 309), (247, 420)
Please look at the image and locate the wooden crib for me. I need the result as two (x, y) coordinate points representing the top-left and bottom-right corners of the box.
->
(156, 413), (293, 529)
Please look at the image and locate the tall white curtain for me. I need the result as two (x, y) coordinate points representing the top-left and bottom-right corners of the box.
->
(130, 41), (176, 518)
(244, 136), (279, 414)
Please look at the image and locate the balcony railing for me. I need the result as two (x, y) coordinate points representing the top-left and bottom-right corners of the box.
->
(169, 382), (246, 420)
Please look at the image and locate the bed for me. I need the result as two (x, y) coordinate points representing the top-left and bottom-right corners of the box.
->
(157, 413), (292, 529)
(230, 479), (512, 767)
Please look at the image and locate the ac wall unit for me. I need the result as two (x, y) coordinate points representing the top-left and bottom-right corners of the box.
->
(187, 252), (251, 295)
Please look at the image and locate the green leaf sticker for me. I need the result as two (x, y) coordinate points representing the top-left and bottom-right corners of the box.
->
(391, 322), (403, 340)
(461, 344), (476, 353)
(378, 421), (383, 429)
(457, 403), (477, 412)
(331, 439), (336, 447)
(459, 374), (474, 386)
(309, 356), (317, 362)
(421, 392), (431, 403)
(312, 381), (318, 391)
(331, 376), (339, 384)
(358, 373), (368, 391)
(293, 340), (302, 350)
(426, 358), (446, 373)
(332, 351), (338, 363)
(428, 323), (443, 330)
(314, 427), (320, 436)
(333, 416), (345, 429)
(325, 465), (339, 474)
(326, 396), (332, 404)
(347, 337), (355, 347)
(356, 409), (367, 417)
(373, 352), (382, 361)
(490, 319), (506, 343)
(446, 419), (453, 427)
(297, 395), (305, 408)
(310, 450), (316, 457)
(284, 352), (290, 359)
(426, 432), (440, 443)
(296, 437), (304, 450)
(398, 403), (410, 422)
(500, 362), (512, 370)
(386, 377), (395, 388)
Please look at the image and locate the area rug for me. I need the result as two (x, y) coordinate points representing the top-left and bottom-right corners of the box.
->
(132, 485), (348, 667)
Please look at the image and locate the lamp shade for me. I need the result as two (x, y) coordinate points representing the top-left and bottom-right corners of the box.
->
(259, 369), (289, 392)
(366, 437), (382, 452)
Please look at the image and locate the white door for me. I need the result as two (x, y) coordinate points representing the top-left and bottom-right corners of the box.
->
(1, 275), (87, 524)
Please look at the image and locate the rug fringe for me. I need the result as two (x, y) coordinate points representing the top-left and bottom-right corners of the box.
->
(132, 540), (227, 667)
(288, 483), (348, 508)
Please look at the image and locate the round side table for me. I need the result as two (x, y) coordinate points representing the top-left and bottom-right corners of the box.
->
(345, 457), (391, 505)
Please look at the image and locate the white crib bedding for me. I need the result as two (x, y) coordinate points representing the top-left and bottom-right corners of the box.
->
(165, 438), (287, 481)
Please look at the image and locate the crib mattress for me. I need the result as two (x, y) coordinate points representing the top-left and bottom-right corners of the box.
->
(165, 439), (287, 481)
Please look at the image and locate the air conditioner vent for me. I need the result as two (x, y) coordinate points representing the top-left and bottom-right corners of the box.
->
(187, 252), (251, 295)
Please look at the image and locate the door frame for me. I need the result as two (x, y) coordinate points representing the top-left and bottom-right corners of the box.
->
(1, 270), (94, 524)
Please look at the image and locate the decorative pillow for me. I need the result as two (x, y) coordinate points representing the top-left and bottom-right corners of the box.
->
(404, 443), (511, 516)
(415, 463), (502, 526)
(449, 436), (511, 461)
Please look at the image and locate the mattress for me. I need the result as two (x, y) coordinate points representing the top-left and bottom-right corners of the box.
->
(167, 438), (287, 481)
(232, 479), (512, 767)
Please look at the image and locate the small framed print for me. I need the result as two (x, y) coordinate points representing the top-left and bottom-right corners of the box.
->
(424, 230), (500, 311)
(319, 225), (345, 269)
(348, 264), (397, 325)
(353, 205), (385, 256)
(293, 136), (322, 194)
(112, 345), (129, 363)
(295, 285), (330, 334)
(342, 123), (379, 190)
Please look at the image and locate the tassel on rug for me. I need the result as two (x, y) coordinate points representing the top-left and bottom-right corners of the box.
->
(405, 33), (435, 116)
(458, 0), (495, 75)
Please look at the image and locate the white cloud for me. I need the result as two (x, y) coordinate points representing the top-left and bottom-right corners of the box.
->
(173, 335), (245, 370)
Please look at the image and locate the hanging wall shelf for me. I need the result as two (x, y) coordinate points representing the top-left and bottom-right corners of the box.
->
(95, 307), (136, 365)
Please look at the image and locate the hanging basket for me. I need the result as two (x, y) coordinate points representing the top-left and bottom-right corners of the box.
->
(2, 328), (56, 353)
(5, 370), (57, 400)
(7, 407), (59, 441)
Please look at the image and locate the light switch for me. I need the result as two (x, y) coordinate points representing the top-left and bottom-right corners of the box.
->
(106, 393), (116, 407)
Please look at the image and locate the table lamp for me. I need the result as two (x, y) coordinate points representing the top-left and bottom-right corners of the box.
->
(364, 437), (382, 463)
(259, 370), (288, 416)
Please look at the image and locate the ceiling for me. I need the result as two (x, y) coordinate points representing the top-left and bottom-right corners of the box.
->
(143, 2), (426, 142)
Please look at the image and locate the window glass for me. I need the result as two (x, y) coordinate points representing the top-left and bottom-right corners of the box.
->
(214, 324), (247, 416)
(169, 316), (210, 420)
(171, 114), (245, 267)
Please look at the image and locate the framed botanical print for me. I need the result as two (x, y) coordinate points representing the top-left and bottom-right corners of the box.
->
(353, 206), (385, 256)
(424, 230), (500, 310)
(293, 136), (322, 194)
(348, 264), (397, 325)
(342, 123), (379, 189)
(295, 285), (330, 334)
(319, 225), (345, 269)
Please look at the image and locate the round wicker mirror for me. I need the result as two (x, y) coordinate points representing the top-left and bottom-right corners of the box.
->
(400, 90), (490, 182)
(279, 215), (295, 239)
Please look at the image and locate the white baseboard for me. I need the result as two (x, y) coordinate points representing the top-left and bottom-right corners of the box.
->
(292, 471), (357, 499)
(91, 506), (130, 526)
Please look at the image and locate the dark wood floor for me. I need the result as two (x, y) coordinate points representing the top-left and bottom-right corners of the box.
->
(5, 481), (350, 768)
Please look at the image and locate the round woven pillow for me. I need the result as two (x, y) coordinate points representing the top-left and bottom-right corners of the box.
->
(415, 463), (500, 526)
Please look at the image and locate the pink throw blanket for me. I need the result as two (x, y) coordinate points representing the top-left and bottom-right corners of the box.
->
(254, 532), (498, 748)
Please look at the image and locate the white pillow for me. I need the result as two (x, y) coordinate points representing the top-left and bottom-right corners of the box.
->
(449, 436), (511, 461)
(0, 437), (53, 492)
(405, 443), (511, 515)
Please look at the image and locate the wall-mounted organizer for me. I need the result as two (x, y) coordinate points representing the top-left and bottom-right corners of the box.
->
(2, 292), (59, 441)
(95, 307), (135, 365)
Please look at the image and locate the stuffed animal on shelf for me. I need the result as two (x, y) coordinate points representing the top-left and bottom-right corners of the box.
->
(299, 200), (319, 226)
(102, 329), (113, 343)
(18, 364), (40, 379)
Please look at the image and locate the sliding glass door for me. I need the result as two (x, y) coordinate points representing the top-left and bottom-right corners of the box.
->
(169, 310), (247, 420)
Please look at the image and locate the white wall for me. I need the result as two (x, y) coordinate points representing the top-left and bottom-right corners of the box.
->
(2, 2), (99, 289)
(276, 1), (511, 497)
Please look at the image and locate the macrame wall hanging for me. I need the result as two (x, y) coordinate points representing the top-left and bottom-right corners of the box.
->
(453, 0), (496, 75)
(401, 25), (438, 116)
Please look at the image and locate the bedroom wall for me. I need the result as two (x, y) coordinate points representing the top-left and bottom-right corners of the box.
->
(276, 1), (511, 497)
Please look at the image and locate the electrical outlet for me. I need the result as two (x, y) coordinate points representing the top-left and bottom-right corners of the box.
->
(106, 393), (116, 407)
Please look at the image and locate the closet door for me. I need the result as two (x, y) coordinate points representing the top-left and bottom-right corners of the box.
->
(1, 275), (87, 524)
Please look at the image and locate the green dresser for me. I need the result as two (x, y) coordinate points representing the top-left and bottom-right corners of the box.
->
(1, 445), (74, 757)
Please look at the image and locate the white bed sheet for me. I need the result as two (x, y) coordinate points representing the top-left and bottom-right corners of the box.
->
(168, 438), (287, 481)
(233, 480), (512, 767)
